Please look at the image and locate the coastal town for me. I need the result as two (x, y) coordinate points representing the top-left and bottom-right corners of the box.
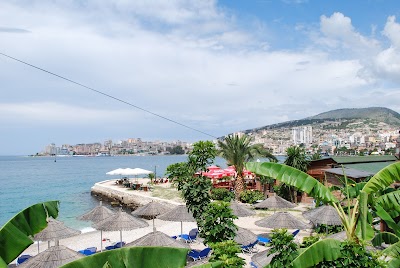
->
(40, 118), (400, 157)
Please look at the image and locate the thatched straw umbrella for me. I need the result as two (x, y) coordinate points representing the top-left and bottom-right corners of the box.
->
(132, 201), (172, 230)
(303, 205), (342, 226)
(251, 249), (276, 268)
(19, 245), (84, 268)
(93, 208), (148, 247)
(234, 227), (258, 246)
(77, 201), (115, 251)
(254, 195), (296, 210)
(33, 218), (81, 253)
(230, 201), (255, 217)
(157, 205), (196, 237)
(126, 230), (190, 249)
(78, 201), (114, 223)
(255, 212), (311, 230)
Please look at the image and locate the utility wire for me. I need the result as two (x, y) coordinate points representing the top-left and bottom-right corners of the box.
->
(0, 52), (218, 139)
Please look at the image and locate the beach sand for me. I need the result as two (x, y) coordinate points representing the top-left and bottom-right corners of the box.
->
(16, 180), (314, 267)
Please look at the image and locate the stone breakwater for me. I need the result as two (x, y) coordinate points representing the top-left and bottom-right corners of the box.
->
(91, 180), (182, 210)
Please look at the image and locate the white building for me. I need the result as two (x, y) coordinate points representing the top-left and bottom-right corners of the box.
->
(292, 126), (313, 145)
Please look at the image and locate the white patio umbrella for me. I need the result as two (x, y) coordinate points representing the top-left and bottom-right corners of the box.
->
(106, 168), (126, 175)
(121, 168), (153, 176)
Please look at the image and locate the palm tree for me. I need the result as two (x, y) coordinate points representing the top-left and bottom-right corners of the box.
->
(218, 134), (277, 199)
(284, 145), (310, 172)
(283, 146), (310, 202)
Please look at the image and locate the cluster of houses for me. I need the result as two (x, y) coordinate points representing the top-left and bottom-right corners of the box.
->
(210, 155), (398, 203)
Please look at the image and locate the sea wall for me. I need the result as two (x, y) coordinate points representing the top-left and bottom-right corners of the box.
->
(91, 180), (181, 209)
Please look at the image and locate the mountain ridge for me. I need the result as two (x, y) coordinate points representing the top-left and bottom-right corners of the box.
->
(243, 107), (400, 133)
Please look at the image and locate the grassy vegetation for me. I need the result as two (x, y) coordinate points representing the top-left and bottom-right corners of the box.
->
(151, 185), (183, 201)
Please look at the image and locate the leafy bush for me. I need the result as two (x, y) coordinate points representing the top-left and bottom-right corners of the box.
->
(267, 229), (298, 268)
(315, 241), (385, 268)
(239, 190), (264, 204)
(211, 188), (234, 202)
(201, 201), (237, 244)
(300, 235), (320, 248)
(209, 240), (245, 268)
(314, 224), (344, 235)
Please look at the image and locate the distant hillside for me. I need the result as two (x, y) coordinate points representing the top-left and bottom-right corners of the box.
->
(307, 107), (400, 125)
(244, 107), (400, 133)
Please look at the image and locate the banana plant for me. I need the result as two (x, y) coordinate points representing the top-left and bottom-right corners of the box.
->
(246, 161), (400, 266)
(0, 201), (59, 267)
(60, 246), (223, 268)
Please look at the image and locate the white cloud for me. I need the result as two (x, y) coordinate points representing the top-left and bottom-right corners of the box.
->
(1, 2), (400, 154)
(0, 102), (131, 125)
(319, 12), (380, 53)
(383, 16), (400, 48)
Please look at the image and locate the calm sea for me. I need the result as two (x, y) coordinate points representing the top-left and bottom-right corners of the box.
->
(0, 155), (284, 231)
(0, 155), (211, 230)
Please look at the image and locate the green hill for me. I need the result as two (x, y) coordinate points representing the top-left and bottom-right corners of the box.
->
(306, 107), (400, 124)
(244, 107), (400, 133)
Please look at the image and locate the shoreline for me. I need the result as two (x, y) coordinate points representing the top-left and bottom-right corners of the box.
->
(90, 179), (183, 209)
(16, 179), (314, 267)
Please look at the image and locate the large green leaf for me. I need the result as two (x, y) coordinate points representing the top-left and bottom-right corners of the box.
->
(376, 190), (400, 214)
(362, 162), (400, 194)
(291, 239), (342, 268)
(61, 247), (189, 268)
(372, 232), (400, 247)
(387, 257), (400, 268)
(245, 162), (337, 203)
(0, 201), (59, 266)
(383, 241), (400, 259)
(375, 204), (400, 237)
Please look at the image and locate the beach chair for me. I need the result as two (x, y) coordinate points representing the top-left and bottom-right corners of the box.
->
(198, 247), (211, 260)
(179, 228), (198, 243)
(257, 236), (271, 246)
(292, 229), (300, 237)
(16, 254), (31, 266)
(78, 247), (97, 256)
(250, 262), (258, 268)
(188, 250), (201, 261)
(241, 240), (258, 254)
(171, 236), (177, 239)
(105, 241), (125, 250)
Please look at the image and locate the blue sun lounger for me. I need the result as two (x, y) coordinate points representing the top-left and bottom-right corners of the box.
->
(78, 247), (97, 255)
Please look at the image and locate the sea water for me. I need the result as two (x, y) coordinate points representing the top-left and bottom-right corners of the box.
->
(0, 155), (284, 231)
(0, 155), (199, 230)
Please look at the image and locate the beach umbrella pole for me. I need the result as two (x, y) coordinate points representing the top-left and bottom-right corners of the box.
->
(100, 230), (103, 252)
(120, 230), (123, 247)
(152, 218), (156, 231)
(181, 221), (183, 238)
(37, 241), (40, 254)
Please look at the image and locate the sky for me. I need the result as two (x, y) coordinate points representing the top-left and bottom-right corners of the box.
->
(1, 0), (400, 155)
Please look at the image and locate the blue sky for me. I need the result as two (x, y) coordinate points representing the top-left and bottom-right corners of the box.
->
(1, 0), (400, 155)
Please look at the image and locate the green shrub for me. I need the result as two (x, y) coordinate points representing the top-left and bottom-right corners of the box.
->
(201, 201), (237, 244)
(239, 190), (264, 204)
(314, 224), (344, 234)
(300, 235), (320, 248)
(209, 240), (245, 268)
(211, 188), (234, 202)
(267, 229), (298, 268)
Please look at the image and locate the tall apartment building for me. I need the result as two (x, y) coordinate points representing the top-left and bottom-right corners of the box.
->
(292, 126), (313, 145)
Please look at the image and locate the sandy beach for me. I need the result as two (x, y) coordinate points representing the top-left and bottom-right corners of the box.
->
(16, 180), (314, 267)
